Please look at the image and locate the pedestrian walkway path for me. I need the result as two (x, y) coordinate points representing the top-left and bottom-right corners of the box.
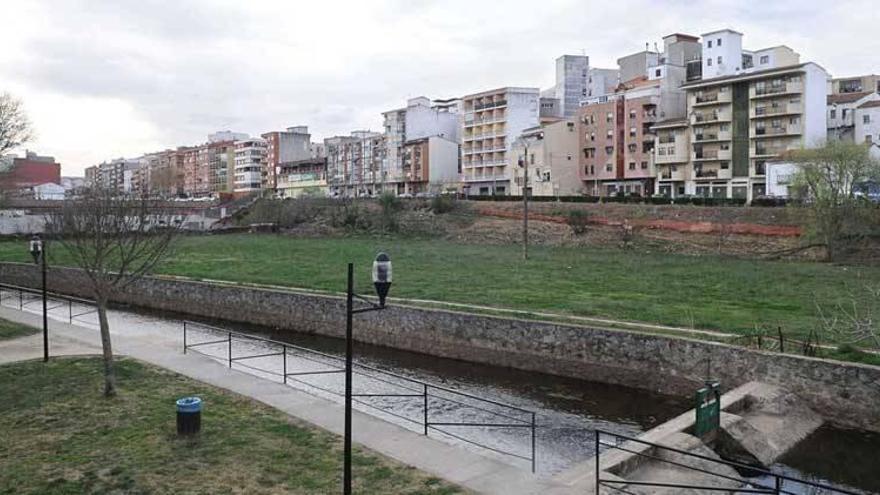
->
(0, 306), (586, 495)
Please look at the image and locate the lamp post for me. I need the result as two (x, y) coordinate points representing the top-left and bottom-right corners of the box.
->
(516, 132), (543, 261)
(28, 234), (48, 362)
(344, 252), (392, 495)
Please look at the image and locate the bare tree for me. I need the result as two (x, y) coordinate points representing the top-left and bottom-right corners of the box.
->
(815, 284), (880, 350)
(789, 141), (880, 260)
(46, 188), (183, 396)
(0, 93), (34, 156)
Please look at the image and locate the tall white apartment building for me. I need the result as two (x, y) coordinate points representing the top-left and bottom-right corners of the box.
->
(461, 87), (540, 196)
(679, 29), (828, 201)
(382, 97), (460, 194)
(554, 55), (590, 118)
(233, 138), (267, 193)
(325, 131), (386, 197)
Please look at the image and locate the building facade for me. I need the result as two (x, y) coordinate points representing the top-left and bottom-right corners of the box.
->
(261, 126), (313, 191)
(509, 120), (580, 196)
(652, 119), (691, 197)
(827, 91), (880, 143)
(0, 152), (61, 192)
(461, 87), (540, 196)
(276, 158), (328, 198)
(830, 74), (880, 95)
(400, 135), (460, 195)
(678, 30), (827, 201)
(326, 131), (386, 197)
(234, 138), (267, 194)
(554, 55), (590, 119)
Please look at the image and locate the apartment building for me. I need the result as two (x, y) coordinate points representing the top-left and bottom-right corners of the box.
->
(276, 158), (328, 198)
(509, 120), (580, 196)
(830, 74), (880, 95)
(554, 55), (590, 118)
(326, 131), (386, 197)
(233, 138), (267, 194)
(261, 126), (313, 191)
(145, 148), (186, 198)
(579, 34), (701, 197)
(461, 87), (540, 196)
(0, 151), (61, 193)
(400, 136), (460, 195)
(856, 101), (880, 156)
(679, 30), (827, 201)
(652, 119), (691, 197)
(382, 97), (460, 194)
(827, 91), (880, 142)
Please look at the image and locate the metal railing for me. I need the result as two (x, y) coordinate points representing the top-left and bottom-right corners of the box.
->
(0, 282), (98, 324)
(183, 320), (538, 472)
(594, 430), (861, 494)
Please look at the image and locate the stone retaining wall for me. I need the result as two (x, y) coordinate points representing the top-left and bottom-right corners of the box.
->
(2, 262), (877, 431)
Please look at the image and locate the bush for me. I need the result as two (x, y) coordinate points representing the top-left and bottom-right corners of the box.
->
(378, 192), (402, 232)
(430, 195), (456, 214)
(565, 210), (592, 235)
(328, 200), (370, 230)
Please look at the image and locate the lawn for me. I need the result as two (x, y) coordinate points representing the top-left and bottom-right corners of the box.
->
(0, 317), (38, 340)
(0, 234), (877, 343)
(0, 356), (461, 495)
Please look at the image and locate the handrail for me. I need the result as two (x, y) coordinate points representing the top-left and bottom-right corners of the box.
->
(183, 319), (538, 471)
(594, 430), (861, 495)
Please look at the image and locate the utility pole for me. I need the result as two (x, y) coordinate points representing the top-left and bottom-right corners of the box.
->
(522, 143), (529, 261)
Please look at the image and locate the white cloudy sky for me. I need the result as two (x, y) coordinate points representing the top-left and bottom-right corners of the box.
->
(1, 0), (877, 176)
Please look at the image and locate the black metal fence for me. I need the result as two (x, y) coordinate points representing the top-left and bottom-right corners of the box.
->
(594, 430), (861, 494)
(0, 282), (98, 324)
(184, 320), (538, 472)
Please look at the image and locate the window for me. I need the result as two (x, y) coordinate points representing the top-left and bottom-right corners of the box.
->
(720, 123), (729, 132)
(606, 130), (613, 139)
(591, 132), (596, 141)
(628, 143), (637, 153)
(830, 109), (837, 119)
(755, 160), (766, 175)
(867, 135), (874, 144)
(630, 127), (637, 137)
(707, 40), (713, 48)
(606, 112), (613, 122)
(655, 69), (662, 77)
(789, 117), (800, 125)
(717, 38), (722, 46)
(864, 115), (872, 124)
(605, 164), (613, 172)
(707, 58), (713, 67)
(605, 146), (614, 154)
(760, 55), (769, 64)
(842, 109), (849, 119)
(720, 143), (730, 150)
(720, 161), (730, 169)
(629, 162), (636, 170)
(717, 56), (722, 64)
(641, 161), (648, 169)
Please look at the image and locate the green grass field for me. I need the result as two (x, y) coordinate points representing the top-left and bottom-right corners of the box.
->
(1, 234), (877, 345)
(0, 317), (38, 340)
(0, 357), (461, 494)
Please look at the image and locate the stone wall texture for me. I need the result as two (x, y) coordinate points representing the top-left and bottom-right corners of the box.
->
(1, 261), (878, 431)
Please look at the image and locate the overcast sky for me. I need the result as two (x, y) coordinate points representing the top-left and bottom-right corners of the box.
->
(2, 0), (877, 176)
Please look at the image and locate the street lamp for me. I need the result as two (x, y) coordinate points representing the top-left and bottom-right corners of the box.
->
(343, 252), (392, 495)
(516, 131), (543, 260)
(28, 234), (48, 362)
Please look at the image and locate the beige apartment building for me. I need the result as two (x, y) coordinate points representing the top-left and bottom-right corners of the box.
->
(509, 120), (580, 196)
(652, 119), (691, 197)
(678, 30), (828, 201)
(461, 87), (540, 196)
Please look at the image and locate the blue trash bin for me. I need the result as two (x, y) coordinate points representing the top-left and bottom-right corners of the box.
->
(176, 397), (202, 435)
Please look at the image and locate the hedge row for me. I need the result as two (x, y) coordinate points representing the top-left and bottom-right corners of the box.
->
(462, 195), (764, 207)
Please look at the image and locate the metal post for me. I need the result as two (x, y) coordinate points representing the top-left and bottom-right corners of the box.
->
(41, 247), (48, 362)
(19, 287), (22, 309)
(595, 431), (601, 495)
(522, 144), (529, 261)
(530, 412), (536, 473)
(228, 332), (232, 368)
(282, 345), (287, 385)
(183, 321), (187, 354)
(423, 383), (428, 435)
(344, 262), (354, 495)
(774, 475), (781, 495)
(68, 300), (72, 324)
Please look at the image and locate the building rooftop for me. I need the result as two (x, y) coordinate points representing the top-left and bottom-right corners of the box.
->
(858, 100), (880, 109)
(701, 28), (744, 37)
(827, 92), (873, 105)
(680, 62), (817, 89)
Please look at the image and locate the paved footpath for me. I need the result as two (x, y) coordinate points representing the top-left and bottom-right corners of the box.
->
(0, 305), (587, 495)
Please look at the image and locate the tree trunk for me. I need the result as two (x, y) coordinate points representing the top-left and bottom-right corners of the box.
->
(96, 295), (116, 397)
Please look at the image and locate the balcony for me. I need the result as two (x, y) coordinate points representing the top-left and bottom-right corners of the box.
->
(658, 135), (675, 144)
(751, 81), (804, 99)
(751, 103), (803, 118)
(693, 91), (731, 106)
(694, 132), (718, 142)
(692, 148), (731, 161)
(474, 99), (508, 111)
(753, 124), (802, 138)
(692, 112), (728, 125)
(752, 145), (788, 157)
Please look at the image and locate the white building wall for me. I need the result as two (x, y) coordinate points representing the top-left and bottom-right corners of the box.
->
(554, 55), (589, 118)
(406, 101), (460, 142)
(503, 89), (540, 155)
(855, 106), (880, 155)
(701, 30), (743, 79)
(426, 136), (460, 187)
(766, 161), (798, 197)
(803, 63), (830, 148)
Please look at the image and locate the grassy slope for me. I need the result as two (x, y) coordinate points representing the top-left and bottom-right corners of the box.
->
(0, 317), (38, 340)
(1, 234), (876, 343)
(0, 357), (461, 495)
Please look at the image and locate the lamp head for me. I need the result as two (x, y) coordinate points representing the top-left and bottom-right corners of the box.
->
(372, 252), (392, 307)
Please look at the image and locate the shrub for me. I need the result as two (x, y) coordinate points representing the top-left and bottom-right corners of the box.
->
(378, 192), (402, 232)
(430, 195), (456, 214)
(565, 210), (592, 235)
